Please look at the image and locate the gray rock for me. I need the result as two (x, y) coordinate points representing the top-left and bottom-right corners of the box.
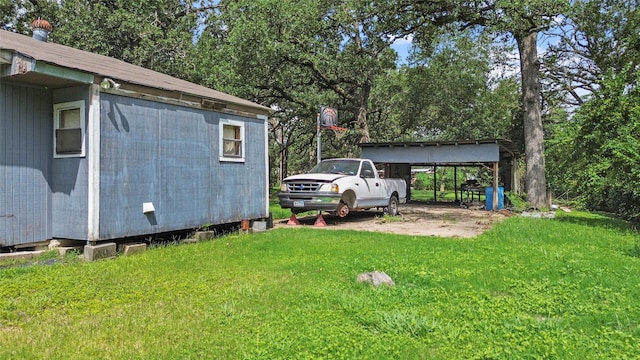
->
(357, 271), (395, 287)
(522, 211), (556, 219)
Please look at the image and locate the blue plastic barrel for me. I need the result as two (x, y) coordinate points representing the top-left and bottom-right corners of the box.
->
(485, 186), (504, 210)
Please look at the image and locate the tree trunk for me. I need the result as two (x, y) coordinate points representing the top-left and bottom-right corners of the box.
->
(517, 31), (548, 209)
(357, 84), (371, 143)
(280, 145), (287, 182)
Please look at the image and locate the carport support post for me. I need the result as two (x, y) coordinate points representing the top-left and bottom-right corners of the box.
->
(492, 162), (499, 211)
(511, 156), (519, 194)
(433, 165), (437, 202)
(454, 167), (458, 203)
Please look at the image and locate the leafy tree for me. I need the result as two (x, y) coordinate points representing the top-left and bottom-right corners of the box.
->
(396, 0), (569, 209)
(1, 0), (212, 80)
(0, 0), (60, 33)
(52, 0), (206, 79)
(569, 67), (640, 223)
(540, 107), (576, 202)
(542, 0), (639, 106)
(394, 30), (519, 141)
(543, 0), (638, 216)
(202, 0), (401, 178)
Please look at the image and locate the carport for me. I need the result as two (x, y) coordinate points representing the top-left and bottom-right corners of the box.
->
(359, 139), (521, 209)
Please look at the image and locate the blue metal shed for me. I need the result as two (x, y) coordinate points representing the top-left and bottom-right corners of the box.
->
(0, 30), (270, 248)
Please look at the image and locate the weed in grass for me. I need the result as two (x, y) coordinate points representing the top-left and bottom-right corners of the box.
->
(0, 250), (73, 271)
(147, 240), (181, 250)
(506, 191), (528, 212)
(197, 223), (213, 231)
(624, 243), (640, 258)
(441, 214), (457, 223)
(0, 257), (29, 269)
(221, 300), (244, 319)
(59, 249), (83, 266)
(35, 250), (59, 261)
(371, 310), (436, 338)
(375, 213), (405, 224)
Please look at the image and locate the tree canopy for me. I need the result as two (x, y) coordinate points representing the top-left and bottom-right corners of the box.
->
(1, 0), (638, 220)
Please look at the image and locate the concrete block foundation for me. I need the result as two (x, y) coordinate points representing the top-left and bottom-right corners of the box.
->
(121, 243), (147, 256)
(252, 221), (267, 232)
(194, 231), (216, 242)
(84, 243), (117, 261)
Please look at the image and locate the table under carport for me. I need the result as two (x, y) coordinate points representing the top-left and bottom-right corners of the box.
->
(359, 139), (521, 210)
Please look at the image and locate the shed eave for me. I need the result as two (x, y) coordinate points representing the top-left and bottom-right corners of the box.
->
(0, 49), (12, 64)
(33, 61), (94, 84)
(1, 51), (93, 87)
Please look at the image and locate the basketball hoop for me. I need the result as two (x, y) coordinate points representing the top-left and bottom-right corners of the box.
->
(325, 125), (347, 140)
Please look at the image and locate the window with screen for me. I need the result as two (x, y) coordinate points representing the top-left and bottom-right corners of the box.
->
(54, 101), (85, 157)
(219, 120), (245, 162)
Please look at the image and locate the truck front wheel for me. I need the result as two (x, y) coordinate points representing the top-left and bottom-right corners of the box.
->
(336, 201), (350, 218)
(387, 195), (399, 216)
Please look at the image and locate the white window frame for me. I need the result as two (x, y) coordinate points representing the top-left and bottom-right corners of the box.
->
(219, 119), (245, 162)
(53, 100), (86, 158)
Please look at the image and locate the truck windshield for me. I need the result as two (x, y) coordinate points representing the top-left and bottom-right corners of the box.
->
(309, 160), (360, 175)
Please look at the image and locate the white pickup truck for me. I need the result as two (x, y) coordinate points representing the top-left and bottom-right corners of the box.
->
(278, 158), (407, 217)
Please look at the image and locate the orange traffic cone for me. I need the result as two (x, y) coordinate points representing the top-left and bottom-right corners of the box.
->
(313, 212), (327, 227)
(287, 213), (300, 225)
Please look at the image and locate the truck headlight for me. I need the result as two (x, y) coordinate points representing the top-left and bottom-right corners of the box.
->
(280, 183), (287, 192)
(320, 183), (339, 193)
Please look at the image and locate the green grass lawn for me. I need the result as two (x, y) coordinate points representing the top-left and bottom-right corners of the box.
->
(411, 188), (460, 202)
(1, 211), (639, 359)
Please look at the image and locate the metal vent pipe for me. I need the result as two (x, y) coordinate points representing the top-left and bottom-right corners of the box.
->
(31, 19), (52, 42)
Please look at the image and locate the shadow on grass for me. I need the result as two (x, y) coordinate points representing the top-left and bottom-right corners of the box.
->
(555, 211), (639, 234)
(624, 243), (640, 259)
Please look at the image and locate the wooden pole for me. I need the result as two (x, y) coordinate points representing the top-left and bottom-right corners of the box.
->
(316, 113), (321, 164)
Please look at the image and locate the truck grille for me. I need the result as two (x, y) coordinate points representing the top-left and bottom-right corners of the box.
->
(285, 182), (322, 193)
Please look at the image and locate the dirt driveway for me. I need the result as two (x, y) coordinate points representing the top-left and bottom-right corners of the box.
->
(274, 203), (509, 238)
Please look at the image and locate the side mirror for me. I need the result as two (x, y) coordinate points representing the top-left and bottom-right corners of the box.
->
(361, 169), (373, 178)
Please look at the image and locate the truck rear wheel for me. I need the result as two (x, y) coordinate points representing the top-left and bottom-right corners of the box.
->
(387, 195), (399, 216)
(336, 201), (350, 218)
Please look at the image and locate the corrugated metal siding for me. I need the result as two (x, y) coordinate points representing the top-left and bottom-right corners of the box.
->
(210, 118), (267, 223)
(99, 94), (267, 240)
(50, 158), (89, 239)
(50, 86), (90, 240)
(0, 82), (52, 246)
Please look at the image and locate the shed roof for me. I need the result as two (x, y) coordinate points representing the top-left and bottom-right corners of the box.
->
(0, 30), (270, 113)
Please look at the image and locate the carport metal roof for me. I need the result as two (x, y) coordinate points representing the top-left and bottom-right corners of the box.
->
(359, 139), (522, 206)
(359, 139), (520, 166)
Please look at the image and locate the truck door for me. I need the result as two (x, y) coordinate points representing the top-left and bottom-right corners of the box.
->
(358, 161), (386, 207)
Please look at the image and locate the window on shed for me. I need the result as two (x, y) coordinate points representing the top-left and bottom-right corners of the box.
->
(54, 100), (85, 157)
(219, 120), (245, 162)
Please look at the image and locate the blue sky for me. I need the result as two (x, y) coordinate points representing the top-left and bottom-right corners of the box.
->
(390, 36), (413, 64)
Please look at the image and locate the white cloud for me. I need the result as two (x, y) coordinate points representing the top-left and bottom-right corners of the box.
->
(391, 34), (414, 46)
